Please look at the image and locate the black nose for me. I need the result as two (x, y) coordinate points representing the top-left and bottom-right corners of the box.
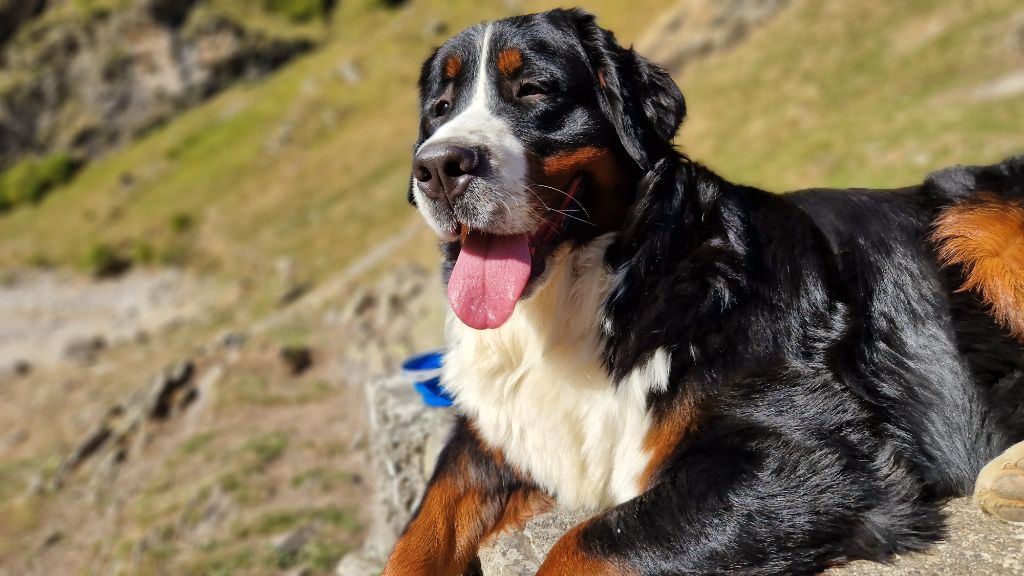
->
(413, 144), (482, 201)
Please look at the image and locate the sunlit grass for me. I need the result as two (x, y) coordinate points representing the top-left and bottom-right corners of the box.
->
(679, 0), (1024, 190)
(0, 0), (675, 302)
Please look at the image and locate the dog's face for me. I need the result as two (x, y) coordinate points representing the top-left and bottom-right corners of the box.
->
(410, 9), (686, 329)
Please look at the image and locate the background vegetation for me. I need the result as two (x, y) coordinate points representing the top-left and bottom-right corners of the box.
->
(0, 1), (1021, 574)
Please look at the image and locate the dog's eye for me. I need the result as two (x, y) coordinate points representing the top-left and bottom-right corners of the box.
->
(516, 82), (547, 100)
(433, 100), (451, 117)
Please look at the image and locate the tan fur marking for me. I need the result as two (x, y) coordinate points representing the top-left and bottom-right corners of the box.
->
(932, 194), (1024, 342)
(444, 55), (463, 80)
(541, 146), (609, 178)
(385, 425), (548, 576)
(385, 478), (548, 576)
(641, 395), (700, 489)
(384, 475), (468, 576)
(497, 48), (523, 76)
(531, 146), (629, 232)
(482, 490), (554, 543)
(538, 520), (637, 576)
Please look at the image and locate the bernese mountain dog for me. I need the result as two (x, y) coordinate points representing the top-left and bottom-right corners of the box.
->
(385, 8), (1024, 576)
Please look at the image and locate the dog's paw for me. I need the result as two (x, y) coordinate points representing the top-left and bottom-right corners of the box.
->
(974, 440), (1024, 524)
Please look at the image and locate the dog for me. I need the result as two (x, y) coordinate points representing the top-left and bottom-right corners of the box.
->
(385, 9), (1024, 575)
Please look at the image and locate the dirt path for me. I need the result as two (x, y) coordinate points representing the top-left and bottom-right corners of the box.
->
(0, 270), (226, 374)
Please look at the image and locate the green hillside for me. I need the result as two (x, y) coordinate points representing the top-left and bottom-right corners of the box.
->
(0, 0), (1021, 292)
(0, 0), (669, 302)
(680, 0), (1024, 190)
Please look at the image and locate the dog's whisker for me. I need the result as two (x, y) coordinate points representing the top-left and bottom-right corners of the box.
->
(497, 197), (514, 218)
(550, 210), (594, 227)
(523, 185), (553, 211)
(528, 182), (592, 218)
(523, 184), (594, 227)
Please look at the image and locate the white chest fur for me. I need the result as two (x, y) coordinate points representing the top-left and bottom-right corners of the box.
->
(442, 235), (672, 510)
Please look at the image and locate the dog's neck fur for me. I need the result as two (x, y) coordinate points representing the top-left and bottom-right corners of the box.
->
(442, 233), (673, 510)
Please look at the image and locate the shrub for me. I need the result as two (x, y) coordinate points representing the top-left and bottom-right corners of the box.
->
(132, 241), (156, 265)
(82, 242), (132, 278)
(0, 154), (79, 212)
(169, 211), (194, 233)
(260, 0), (329, 23)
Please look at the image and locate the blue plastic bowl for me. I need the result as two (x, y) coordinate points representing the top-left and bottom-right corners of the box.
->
(402, 350), (454, 407)
(401, 350), (444, 373)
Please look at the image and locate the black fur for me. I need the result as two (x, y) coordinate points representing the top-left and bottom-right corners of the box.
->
(405, 9), (1024, 575)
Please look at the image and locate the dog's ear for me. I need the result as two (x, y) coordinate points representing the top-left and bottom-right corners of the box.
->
(566, 9), (686, 169)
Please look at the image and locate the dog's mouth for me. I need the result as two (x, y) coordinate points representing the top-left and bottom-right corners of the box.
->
(447, 174), (585, 330)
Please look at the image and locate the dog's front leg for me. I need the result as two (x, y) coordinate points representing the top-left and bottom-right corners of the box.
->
(537, 424), (939, 576)
(384, 417), (550, 576)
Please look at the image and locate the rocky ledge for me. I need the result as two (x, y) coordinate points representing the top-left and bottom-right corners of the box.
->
(340, 376), (1024, 575)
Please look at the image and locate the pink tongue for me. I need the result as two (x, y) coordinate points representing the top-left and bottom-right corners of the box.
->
(448, 232), (532, 330)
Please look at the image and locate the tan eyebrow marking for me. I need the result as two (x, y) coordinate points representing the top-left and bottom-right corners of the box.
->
(497, 48), (523, 76)
(444, 55), (463, 80)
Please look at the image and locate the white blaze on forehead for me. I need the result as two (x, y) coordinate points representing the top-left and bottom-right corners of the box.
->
(413, 23), (532, 235)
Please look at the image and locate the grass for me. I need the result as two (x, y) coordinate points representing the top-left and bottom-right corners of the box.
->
(220, 371), (334, 406)
(1, 1), (1021, 571)
(241, 431), (290, 471)
(1, 0), (1017, 284)
(0, 153), (78, 211)
(0, 0), (674, 309)
(679, 0), (1024, 190)
(290, 466), (355, 491)
(181, 431), (219, 455)
(234, 505), (360, 538)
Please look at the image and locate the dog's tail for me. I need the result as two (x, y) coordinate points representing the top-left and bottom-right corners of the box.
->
(926, 155), (1024, 342)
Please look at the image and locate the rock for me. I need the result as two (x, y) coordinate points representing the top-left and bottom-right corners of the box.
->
(51, 424), (113, 489)
(337, 60), (363, 84)
(478, 510), (587, 576)
(0, 359), (31, 381)
(351, 375), (455, 562)
(47, 358), (202, 492)
(278, 282), (312, 306)
(145, 0), (198, 27)
(119, 171), (136, 189)
(336, 551), (383, 576)
(219, 331), (247, 349)
(830, 498), (1024, 575)
(63, 335), (108, 365)
(147, 360), (195, 419)
(475, 501), (1024, 576)
(422, 424), (449, 479)
(635, 0), (791, 72)
(0, 428), (30, 453)
(0, 1), (319, 172)
(0, 0), (45, 46)
(41, 530), (63, 549)
(280, 345), (314, 376)
(12, 359), (31, 376)
(273, 524), (317, 567)
(1012, 14), (1024, 56)
(423, 19), (449, 37)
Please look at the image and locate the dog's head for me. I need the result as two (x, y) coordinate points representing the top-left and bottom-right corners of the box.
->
(410, 9), (686, 329)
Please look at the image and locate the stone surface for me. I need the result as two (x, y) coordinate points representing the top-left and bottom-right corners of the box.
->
(636, 0), (791, 72)
(353, 374), (455, 568)
(478, 511), (588, 576)
(478, 499), (1024, 576)
(832, 498), (1024, 575)
(0, 2), (317, 170)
